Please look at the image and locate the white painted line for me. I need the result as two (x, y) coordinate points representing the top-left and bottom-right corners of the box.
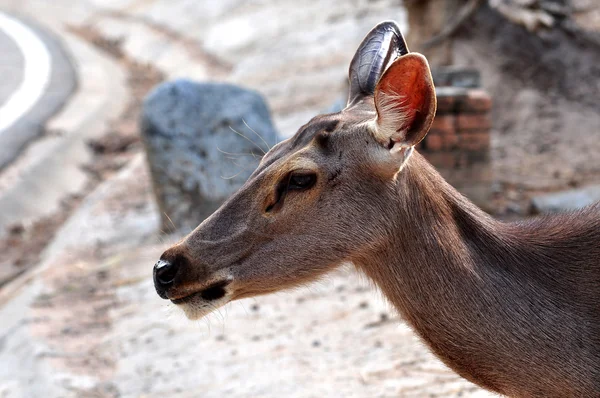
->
(0, 12), (51, 133)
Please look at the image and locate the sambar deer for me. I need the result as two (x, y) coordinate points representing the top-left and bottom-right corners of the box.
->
(153, 21), (600, 397)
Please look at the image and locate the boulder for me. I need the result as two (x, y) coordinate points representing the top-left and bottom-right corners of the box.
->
(141, 80), (278, 232)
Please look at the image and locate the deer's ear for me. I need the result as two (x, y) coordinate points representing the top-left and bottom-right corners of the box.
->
(347, 21), (408, 107)
(373, 53), (437, 153)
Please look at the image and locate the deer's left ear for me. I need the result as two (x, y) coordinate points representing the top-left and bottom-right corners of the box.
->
(373, 53), (437, 155)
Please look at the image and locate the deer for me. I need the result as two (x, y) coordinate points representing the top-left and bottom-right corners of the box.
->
(152, 21), (600, 397)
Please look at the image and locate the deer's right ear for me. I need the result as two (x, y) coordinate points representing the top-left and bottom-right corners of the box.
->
(373, 53), (437, 156)
(347, 21), (408, 107)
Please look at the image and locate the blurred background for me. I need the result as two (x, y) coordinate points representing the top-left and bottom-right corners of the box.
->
(0, 0), (598, 396)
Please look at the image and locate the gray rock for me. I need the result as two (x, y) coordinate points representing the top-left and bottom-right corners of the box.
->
(141, 80), (278, 231)
(531, 185), (600, 214)
(432, 67), (481, 88)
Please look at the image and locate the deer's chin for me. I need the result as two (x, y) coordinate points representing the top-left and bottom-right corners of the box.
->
(173, 291), (232, 320)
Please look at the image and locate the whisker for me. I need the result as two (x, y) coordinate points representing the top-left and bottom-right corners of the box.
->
(216, 146), (260, 159)
(224, 156), (259, 170)
(160, 221), (173, 235)
(242, 118), (271, 151)
(230, 159), (255, 172)
(203, 314), (212, 336)
(155, 233), (167, 245)
(228, 126), (266, 155)
(162, 212), (178, 234)
(222, 156), (255, 176)
(157, 228), (175, 242)
(204, 304), (227, 337)
(239, 301), (249, 317)
(212, 303), (226, 324)
(221, 170), (245, 180)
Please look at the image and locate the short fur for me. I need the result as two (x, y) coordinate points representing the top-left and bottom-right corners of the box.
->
(154, 23), (600, 397)
(355, 153), (600, 396)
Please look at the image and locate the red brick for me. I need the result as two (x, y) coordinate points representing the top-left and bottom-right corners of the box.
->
(435, 94), (455, 113)
(425, 133), (443, 151)
(454, 151), (491, 168)
(458, 89), (492, 113)
(436, 87), (468, 112)
(464, 150), (490, 165)
(423, 152), (458, 169)
(430, 115), (455, 136)
(443, 134), (459, 150)
(459, 132), (491, 151)
(457, 114), (492, 131)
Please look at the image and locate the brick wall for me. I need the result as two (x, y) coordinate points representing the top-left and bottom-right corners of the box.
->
(418, 68), (493, 207)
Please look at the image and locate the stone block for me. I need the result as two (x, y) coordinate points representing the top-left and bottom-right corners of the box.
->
(141, 80), (278, 231)
(430, 114), (456, 136)
(458, 89), (492, 113)
(457, 114), (492, 131)
(435, 86), (467, 113)
(459, 132), (491, 151)
(432, 67), (481, 89)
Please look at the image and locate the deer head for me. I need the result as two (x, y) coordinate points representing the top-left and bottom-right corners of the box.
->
(153, 21), (437, 320)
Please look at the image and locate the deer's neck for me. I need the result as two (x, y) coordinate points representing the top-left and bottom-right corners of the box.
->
(355, 152), (501, 317)
(353, 152), (600, 395)
(353, 153), (524, 391)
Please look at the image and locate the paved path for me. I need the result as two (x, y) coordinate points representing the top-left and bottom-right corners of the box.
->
(0, 12), (75, 170)
(0, 26), (24, 109)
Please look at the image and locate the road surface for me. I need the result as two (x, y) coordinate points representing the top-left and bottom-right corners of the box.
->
(0, 12), (75, 171)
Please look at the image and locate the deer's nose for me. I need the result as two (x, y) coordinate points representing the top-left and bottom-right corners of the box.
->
(154, 258), (179, 298)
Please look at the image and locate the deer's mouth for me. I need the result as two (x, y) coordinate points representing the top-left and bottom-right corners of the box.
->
(171, 279), (232, 305)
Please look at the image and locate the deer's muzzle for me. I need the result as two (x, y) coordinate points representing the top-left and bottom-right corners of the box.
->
(153, 258), (177, 298)
(153, 245), (234, 319)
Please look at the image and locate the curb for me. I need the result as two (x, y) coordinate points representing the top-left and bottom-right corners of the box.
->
(0, 29), (129, 233)
(0, 12), (76, 170)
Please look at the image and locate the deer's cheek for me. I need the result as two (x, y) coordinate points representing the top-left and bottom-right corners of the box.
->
(265, 187), (323, 221)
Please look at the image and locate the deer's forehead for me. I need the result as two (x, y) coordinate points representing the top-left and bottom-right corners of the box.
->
(290, 116), (340, 148)
(290, 109), (373, 147)
(255, 110), (375, 175)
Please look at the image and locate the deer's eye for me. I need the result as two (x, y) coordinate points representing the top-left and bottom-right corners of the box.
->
(288, 173), (317, 191)
(265, 172), (317, 213)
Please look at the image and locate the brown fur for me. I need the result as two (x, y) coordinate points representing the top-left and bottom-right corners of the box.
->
(155, 42), (600, 397)
(355, 154), (600, 396)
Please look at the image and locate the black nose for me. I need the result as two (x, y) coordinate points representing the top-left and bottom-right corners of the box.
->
(153, 259), (179, 299)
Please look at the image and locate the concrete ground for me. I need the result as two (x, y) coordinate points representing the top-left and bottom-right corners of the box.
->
(2, 0), (598, 397)
(0, 1), (497, 396)
(0, 155), (493, 398)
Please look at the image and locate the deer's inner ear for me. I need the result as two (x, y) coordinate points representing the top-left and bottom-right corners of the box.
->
(373, 53), (437, 150)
